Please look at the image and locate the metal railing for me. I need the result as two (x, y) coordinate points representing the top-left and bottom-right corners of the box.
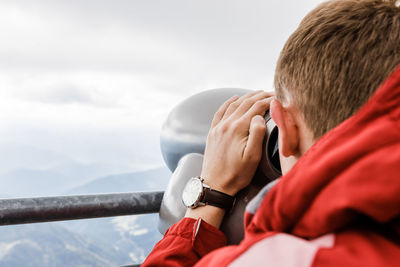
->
(0, 191), (164, 266)
(0, 191), (163, 225)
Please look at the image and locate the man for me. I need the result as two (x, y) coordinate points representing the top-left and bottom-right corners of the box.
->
(143, 0), (400, 266)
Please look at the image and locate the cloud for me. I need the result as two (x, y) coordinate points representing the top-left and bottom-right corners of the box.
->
(26, 84), (93, 105)
(0, 0), (324, 75)
(0, 0), (326, 169)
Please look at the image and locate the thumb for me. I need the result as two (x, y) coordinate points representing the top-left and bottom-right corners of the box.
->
(244, 115), (266, 161)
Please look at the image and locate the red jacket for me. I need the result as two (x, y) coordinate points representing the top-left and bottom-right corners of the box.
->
(143, 65), (400, 267)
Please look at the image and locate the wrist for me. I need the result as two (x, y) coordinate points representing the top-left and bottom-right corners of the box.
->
(185, 205), (226, 229)
(201, 174), (238, 197)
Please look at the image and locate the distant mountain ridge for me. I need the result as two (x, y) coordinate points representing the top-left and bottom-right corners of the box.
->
(0, 142), (72, 175)
(0, 141), (154, 198)
(66, 166), (171, 195)
(0, 168), (69, 197)
(0, 166), (172, 266)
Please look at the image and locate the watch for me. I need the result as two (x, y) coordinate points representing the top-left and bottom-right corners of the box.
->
(182, 176), (235, 210)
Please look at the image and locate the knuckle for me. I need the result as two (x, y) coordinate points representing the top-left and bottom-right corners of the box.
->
(250, 91), (266, 101)
(224, 106), (234, 115)
(208, 128), (216, 138)
(243, 98), (253, 106)
(218, 122), (230, 133)
(250, 100), (268, 112)
(213, 109), (223, 118)
(260, 91), (272, 98)
(233, 119), (246, 130)
(255, 100), (267, 108)
(224, 98), (233, 105)
(229, 101), (240, 109)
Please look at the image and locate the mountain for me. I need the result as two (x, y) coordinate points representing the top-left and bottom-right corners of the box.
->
(0, 142), (73, 175)
(0, 142), (151, 198)
(60, 167), (171, 263)
(0, 164), (169, 198)
(65, 167), (171, 194)
(60, 214), (162, 265)
(0, 166), (172, 266)
(0, 222), (134, 266)
(0, 168), (69, 197)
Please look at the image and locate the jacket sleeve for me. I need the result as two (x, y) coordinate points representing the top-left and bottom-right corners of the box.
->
(142, 217), (227, 267)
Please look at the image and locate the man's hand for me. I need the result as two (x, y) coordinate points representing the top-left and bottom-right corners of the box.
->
(201, 90), (274, 196)
(185, 90), (274, 228)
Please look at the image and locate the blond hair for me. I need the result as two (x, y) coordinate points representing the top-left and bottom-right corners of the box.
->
(275, 0), (400, 139)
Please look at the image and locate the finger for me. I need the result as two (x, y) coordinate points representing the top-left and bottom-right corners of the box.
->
(221, 90), (263, 120)
(211, 95), (239, 127)
(242, 97), (273, 123)
(243, 115), (266, 162)
(230, 91), (274, 121)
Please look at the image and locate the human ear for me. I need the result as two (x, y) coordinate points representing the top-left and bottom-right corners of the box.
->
(270, 99), (299, 157)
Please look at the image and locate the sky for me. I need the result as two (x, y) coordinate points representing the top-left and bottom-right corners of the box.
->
(0, 0), (324, 174)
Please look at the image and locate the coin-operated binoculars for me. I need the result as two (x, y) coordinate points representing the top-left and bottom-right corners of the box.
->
(158, 88), (281, 244)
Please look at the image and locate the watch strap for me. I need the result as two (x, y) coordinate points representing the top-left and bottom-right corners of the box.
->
(202, 187), (235, 210)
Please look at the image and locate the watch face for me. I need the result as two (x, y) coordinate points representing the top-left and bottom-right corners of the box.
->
(182, 177), (203, 207)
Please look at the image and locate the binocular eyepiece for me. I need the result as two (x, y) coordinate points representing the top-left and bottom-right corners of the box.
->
(260, 111), (281, 180)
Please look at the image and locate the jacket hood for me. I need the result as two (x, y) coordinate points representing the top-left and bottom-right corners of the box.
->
(250, 64), (400, 238)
